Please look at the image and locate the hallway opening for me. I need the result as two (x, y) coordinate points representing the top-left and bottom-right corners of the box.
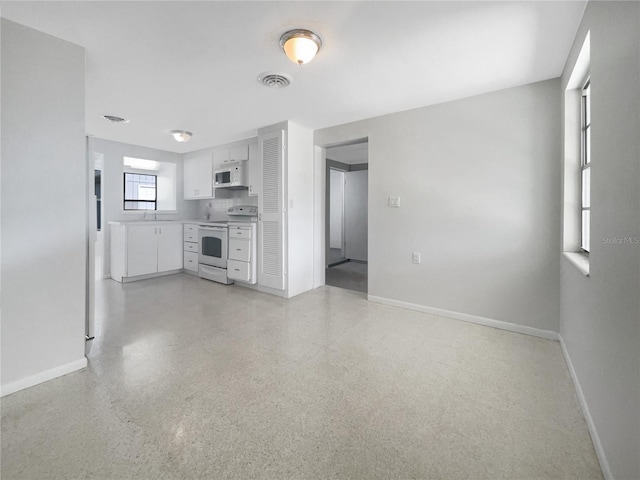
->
(325, 141), (368, 293)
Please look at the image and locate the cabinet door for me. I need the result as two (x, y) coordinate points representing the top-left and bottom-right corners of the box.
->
(258, 130), (286, 290)
(212, 148), (229, 168)
(184, 154), (213, 199)
(248, 141), (260, 197)
(157, 223), (183, 272)
(127, 224), (158, 277)
(229, 144), (249, 162)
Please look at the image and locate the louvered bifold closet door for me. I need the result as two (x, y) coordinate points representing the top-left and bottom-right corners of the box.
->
(258, 129), (286, 290)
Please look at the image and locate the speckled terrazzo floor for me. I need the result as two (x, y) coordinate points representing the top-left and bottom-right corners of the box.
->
(326, 261), (368, 293)
(1, 274), (602, 479)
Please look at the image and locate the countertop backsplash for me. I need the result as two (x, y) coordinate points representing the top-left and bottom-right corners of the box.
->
(198, 189), (257, 221)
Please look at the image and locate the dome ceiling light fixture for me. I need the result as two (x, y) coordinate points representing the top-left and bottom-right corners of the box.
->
(171, 130), (192, 143)
(279, 29), (322, 65)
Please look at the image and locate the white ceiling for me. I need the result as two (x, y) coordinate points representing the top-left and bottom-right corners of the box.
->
(327, 142), (369, 165)
(1, 1), (586, 154)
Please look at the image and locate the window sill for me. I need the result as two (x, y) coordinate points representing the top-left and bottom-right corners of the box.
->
(563, 252), (590, 277)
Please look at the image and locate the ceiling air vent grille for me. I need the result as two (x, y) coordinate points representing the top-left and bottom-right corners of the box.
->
(101, 115), (129, 123)
(258, 72), (292, 89)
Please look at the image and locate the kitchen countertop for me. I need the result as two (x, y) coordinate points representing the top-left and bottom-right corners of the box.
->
(108, 219), (227, 226)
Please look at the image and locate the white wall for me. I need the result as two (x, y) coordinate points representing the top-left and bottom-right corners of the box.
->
(156, 162), (177, 211)
(315, 79), (561, 333)
(1, 19), (87, 393)
(560, 3), (640, 479)
(344, 170), (368, 262)
(93, 138), (198, 277)
(286, 121), (315, 298)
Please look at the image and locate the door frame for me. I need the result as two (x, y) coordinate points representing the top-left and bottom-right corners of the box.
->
(313, 137), (368, 289)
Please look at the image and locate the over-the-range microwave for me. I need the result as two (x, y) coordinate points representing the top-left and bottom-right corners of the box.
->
(214, 164), (246, 188)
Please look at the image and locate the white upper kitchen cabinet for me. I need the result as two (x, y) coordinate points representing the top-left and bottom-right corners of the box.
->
(183, 153), (213, 199)
(212, 142), (250, 168)
(257, 121), (314, 298)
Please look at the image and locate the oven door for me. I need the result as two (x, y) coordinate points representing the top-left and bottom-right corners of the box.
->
(198, 226), (228, 269)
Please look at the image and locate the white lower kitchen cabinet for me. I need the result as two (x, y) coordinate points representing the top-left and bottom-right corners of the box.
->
(227, 259), (251, 282)
(227, 224), (256, 284)
(183, 223), (199, 274)
(157, 224), (184, 272)
(110, 222), (183, 282)
(126, 224), (159, 277)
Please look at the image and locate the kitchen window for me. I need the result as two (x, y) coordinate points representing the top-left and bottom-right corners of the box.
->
(123, 172), (157, 210)
(580, 79), (591, 252)
(562, 31), (590, 276)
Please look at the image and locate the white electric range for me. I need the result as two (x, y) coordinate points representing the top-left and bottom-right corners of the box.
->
(198, 206), (257, 284)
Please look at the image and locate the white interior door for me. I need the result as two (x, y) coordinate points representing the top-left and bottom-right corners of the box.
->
(344, 169), (368, 262)
(86, 136), (97, 340)
(258, 129), (286, 290)
(329, 169), (344, 252)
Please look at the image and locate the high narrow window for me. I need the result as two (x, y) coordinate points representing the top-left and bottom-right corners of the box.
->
(581, 79), (591, 252)
(123, 172), (157, 210)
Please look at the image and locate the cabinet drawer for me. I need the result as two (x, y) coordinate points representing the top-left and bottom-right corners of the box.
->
(227, 259), (250, 282)
(184, 224), (199, 234)
(184, 251), (199, 272)
(184, 242), (198, 253)
(229, 238), (251, 262)
(229, 227), (252, 239)
(184, 232), (198, 243)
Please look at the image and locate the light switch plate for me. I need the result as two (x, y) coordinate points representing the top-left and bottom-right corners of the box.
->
(388, 196), (400, 207)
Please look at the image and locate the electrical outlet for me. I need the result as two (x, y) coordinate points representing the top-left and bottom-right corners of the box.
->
(412, 252), (421, 264)
(388, 196), (400, 207)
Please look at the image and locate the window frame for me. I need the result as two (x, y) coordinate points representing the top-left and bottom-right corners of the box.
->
(580, 78), (591, 253)
(123, 172), (158, 211)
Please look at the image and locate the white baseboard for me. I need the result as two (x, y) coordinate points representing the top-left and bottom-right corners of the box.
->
(559, 336), (612, 480)
(367, 295), (559, 341)
(1, 357), (87, 397)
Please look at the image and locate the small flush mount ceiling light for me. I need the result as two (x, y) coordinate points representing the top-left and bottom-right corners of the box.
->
(279, 29), (322, 65)
(171, 130), (192, 143)
(101, 114), (129, 124)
